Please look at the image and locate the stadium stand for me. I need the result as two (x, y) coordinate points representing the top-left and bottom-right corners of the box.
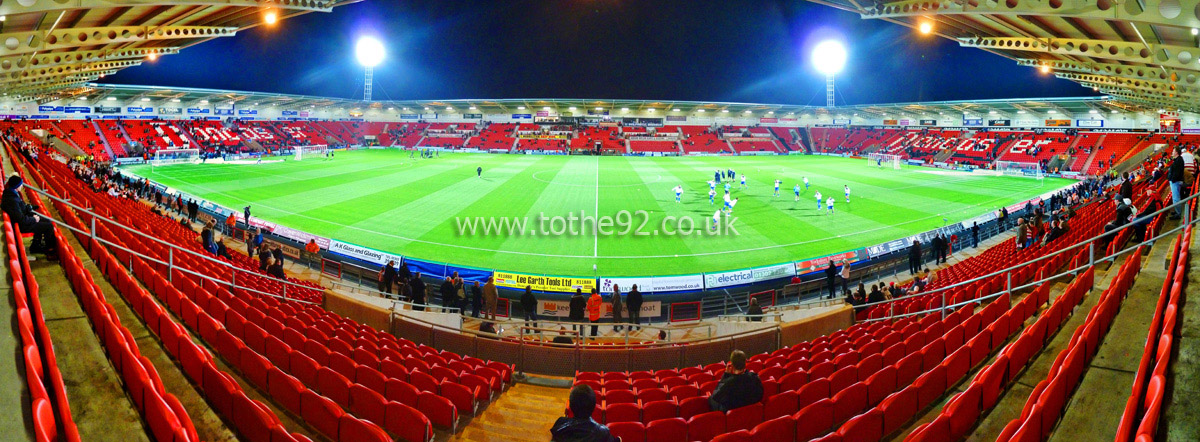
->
(727, 140), (782, 154)
(518, 138), (569, 151)
(392, 123), (430, 148)
(54, 119), (110, 161)
(465, 123), (518, 151)
(417, 137), (467, 148)
(572, 127), (625, 153)
(316, 121), (359, 146)
(1084, 133), (1146, 176)
(769, 127), (805, 152)
(95, 120), (131, 157)
(628, 140), (680, 153)
(673, 126), (729, 154)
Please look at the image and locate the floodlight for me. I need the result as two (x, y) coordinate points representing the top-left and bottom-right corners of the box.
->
(812, 40), (847, 75)
(355, 37), (385, 68)
(1039, 65), (1051, 74)
(918, 22), (933, 35)
(263, 10), (278, 25)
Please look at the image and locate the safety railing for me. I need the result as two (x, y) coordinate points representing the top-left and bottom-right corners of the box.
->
(25, 184), (322, 305)
(328, 280), (462, 314)
(858, 185), (1198, 322)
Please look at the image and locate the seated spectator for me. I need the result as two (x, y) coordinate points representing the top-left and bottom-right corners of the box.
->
(2, 175), (55, 259)
(265, 257), (286, 279)
(708, 350), (764, 412)
(867, 284), (885, 304)
(551, 385), (615, 442)
(551, 327), (575, 345)
(215, 240), (233, 260)
(747, 297), (763, 321)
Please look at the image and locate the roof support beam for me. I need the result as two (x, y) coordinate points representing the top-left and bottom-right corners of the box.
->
(959, 36), (1200, 73)
(0, 46), (175, 74)
(0, 0), (333, 17)
(1015, 58), (1195, 84)
(1057, 72), (1199, 98)
(1100, 89), (1197, 111)
(860, 0), (1200, 31)
(0, 59), (139, 83)
(0, 25), (234, 57)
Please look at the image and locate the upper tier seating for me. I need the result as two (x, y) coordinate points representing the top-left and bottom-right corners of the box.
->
(769, 127), (804, 152)
(672, 126), (728, 154)
(995, 132), (1076, 165)
(1085, 133), (1144, 176)
(572, 127), (624, 152)
(391, 123), (429, 148)
(728, 140), (781, 153)
(316, 121), (358, 145)
(628, 140), (679, 153)
(123, 120), (190, 151)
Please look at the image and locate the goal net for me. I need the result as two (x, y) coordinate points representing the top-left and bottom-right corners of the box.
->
(867, 153), (902, 170)
(995, 161), (1045, 181)
(151, 148), (201, 167)
(293, 145), (328, 161)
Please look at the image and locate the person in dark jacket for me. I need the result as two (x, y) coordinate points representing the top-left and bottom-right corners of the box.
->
(708, 350), (764, 412)
(569, 288), (586, 334)
(1, 175), (54, 257)
(747, 297), (763, 321)
(379, 261), (397, 295)
(1119, 172), (1134, 200)
(471, 281), (483, 317)
(440, 277), (457, 309)
(824, 261), (837, 299)
(610, 285), (624, 332)
(1168, 146), (1185, 219)
(410, 273), (426, 310)
(550, 385), (616, 442)
(520, 285), (538, 329)
(215, 240), (232, 260)
(908, 240), (922, 275)
(625, 285), (643, 330)
(972, 222), (980, 248)
(272, 246), (284, 267)
(200, 221), (216, 255)
(398, 261), (412, 283)
(265, 257), (286, 279)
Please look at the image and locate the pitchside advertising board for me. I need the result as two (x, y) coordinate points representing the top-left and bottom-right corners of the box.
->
(599, 275), (704, 293)
(703, 263), (796, 289)
(327, 239), (403, 266)
(493, 271), (596, 293)
(538, 299), (662, 318)
(794, 250), (864, 274)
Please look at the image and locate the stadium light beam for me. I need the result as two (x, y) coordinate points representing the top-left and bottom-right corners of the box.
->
(812, 40), (847, 108)
(356, 36), (386, 101)
(918, 21), (933, 35)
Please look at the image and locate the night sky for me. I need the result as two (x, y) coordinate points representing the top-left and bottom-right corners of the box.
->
(107, 0), (1097, 106)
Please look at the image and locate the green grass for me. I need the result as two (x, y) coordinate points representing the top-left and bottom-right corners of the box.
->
(125, 150), (1072, 277)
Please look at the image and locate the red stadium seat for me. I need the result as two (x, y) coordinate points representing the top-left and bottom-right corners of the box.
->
(879, 387), (918, 436)
(418, 391), (458, 430)
(642, 399), (678, 423)
(348, 384), (387, 427)
(385, 401), (432, 442)
(764, 390), (798, 420)
(299, 390), (344, 438)
(679, 396), (710, 420)
(726, 402), (763, 432)
(832, 382), (869, 424)
(795, 398), (835, 441)
(608, 421), (645, 442)
(267, 368), (305, 415)
(338, 414), (390, 442)
(604, 402), (641, 424)
(686, 411), (727, 442)
(712, 430), (752, 442)
(837, 408), (883, 442)
(797, 378), (831, 411)
(750, 415), (796, 442)
(645, 417), (688, 442)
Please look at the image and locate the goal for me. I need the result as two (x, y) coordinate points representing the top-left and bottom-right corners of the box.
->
(867, 153), (902, 170)
(293, 145), (328, 161)
(151, 148), (201, 167)
(995, 161), (1045, 182)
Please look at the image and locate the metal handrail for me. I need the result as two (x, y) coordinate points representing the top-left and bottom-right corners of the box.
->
(23, 182), (326, 299)
(851, 186), (1196, 314)
(717, 312), (785, 322)
(329, 280), (462, 314)
(864, 197), (1198, 322)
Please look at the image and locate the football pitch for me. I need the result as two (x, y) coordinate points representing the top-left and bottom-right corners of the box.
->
(125, 150), (1073, 277)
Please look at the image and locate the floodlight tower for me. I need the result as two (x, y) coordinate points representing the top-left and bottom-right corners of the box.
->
(356, 36), (385, 102)
(812, 40), (847, 108)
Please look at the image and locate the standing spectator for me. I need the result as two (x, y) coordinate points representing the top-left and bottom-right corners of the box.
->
(243, 205), (251, 225)
(411, 273), (427, 310)
(839, 259), (851, 295)
(398, 261), (411, 283)
(1015, 218), (1028, 249)
(610, 284), (624, 332)
(569, 288), (586, 334)
(272, 246), (284, 268)
(747, 297), (763, 321)
(304, 239), (320, 263)
(824, 261), (837, 299)
(378, 261), (397, 295)
(482, 276), (498, 321)
(625, 284), (642, 330)
(1119, 172), (1134, 200)
(587, 288), (603, 337)
(520, 285), (538, 329)
(440, 277), (457, 310)
(200, 221), (216, 254)
(1168, 146), (1185, 219)
(708, 350), (764, 412)
(550, 385), (616, 442)
(249, 228), (263, 258)
(908, 240), (922, 275)
(471, 281), (483, 318)
(972, 222), (980, 248)
(225, 212), (236, 235)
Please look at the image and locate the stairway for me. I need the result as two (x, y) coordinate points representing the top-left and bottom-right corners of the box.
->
(443, 383), (569, 442)
(89, 119), (117, 159)
(1079, 134), (1108, 175)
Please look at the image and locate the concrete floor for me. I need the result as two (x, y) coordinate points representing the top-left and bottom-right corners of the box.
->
(1161, 233), (1200, 441)
(0, 236), (37, 442)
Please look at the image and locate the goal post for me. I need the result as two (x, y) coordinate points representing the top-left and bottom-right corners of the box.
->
(293, 145), (329, 161)
(867, 153), (902, 170)
(995, 161), (1045, 182)
(150, 148), (201, 167)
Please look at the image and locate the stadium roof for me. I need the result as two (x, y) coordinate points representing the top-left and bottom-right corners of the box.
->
(53, 83), (1151, 120)
(809, 0), (1200, 113)
(0, 0), (359, 100)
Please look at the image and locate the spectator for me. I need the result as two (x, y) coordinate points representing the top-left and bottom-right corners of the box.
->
(2, 176), (55, 259)
(249, 228), (263, 258)
(378, 261), (397, 295)
(482, 276), (498, 321)
(265, 257), (285, 279)
(550, 385), (615, 442)
(625, 284), (642, 330)
(610, 284), (624, 332)
(200, 220), (216, 254)
(225, 212), (236, 235)
(972, 222), (980, 248)
(520, 285), (538, 329)
(747, 297), (763, 321)
(868, 284), (885, 304)
(587, 288), (602, 337)
(824, 261), (837, 299)
(569, 288), (586, 334)
(551, 327), (575, 345)
(1015, 218), (1028, 249)
(708, 350), (764, 412)
(908, 240), (922, 275)
(471, 281), (483, 318)
(411, 273), (427, 310)
(1119, 172), (1133, 200)
(1168, 146), (1185, 219)
(839, 259), (851, 295)
(440, 277), (457, 310)
(304, 239), (320, 262)
(215, 240), (232, 260)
